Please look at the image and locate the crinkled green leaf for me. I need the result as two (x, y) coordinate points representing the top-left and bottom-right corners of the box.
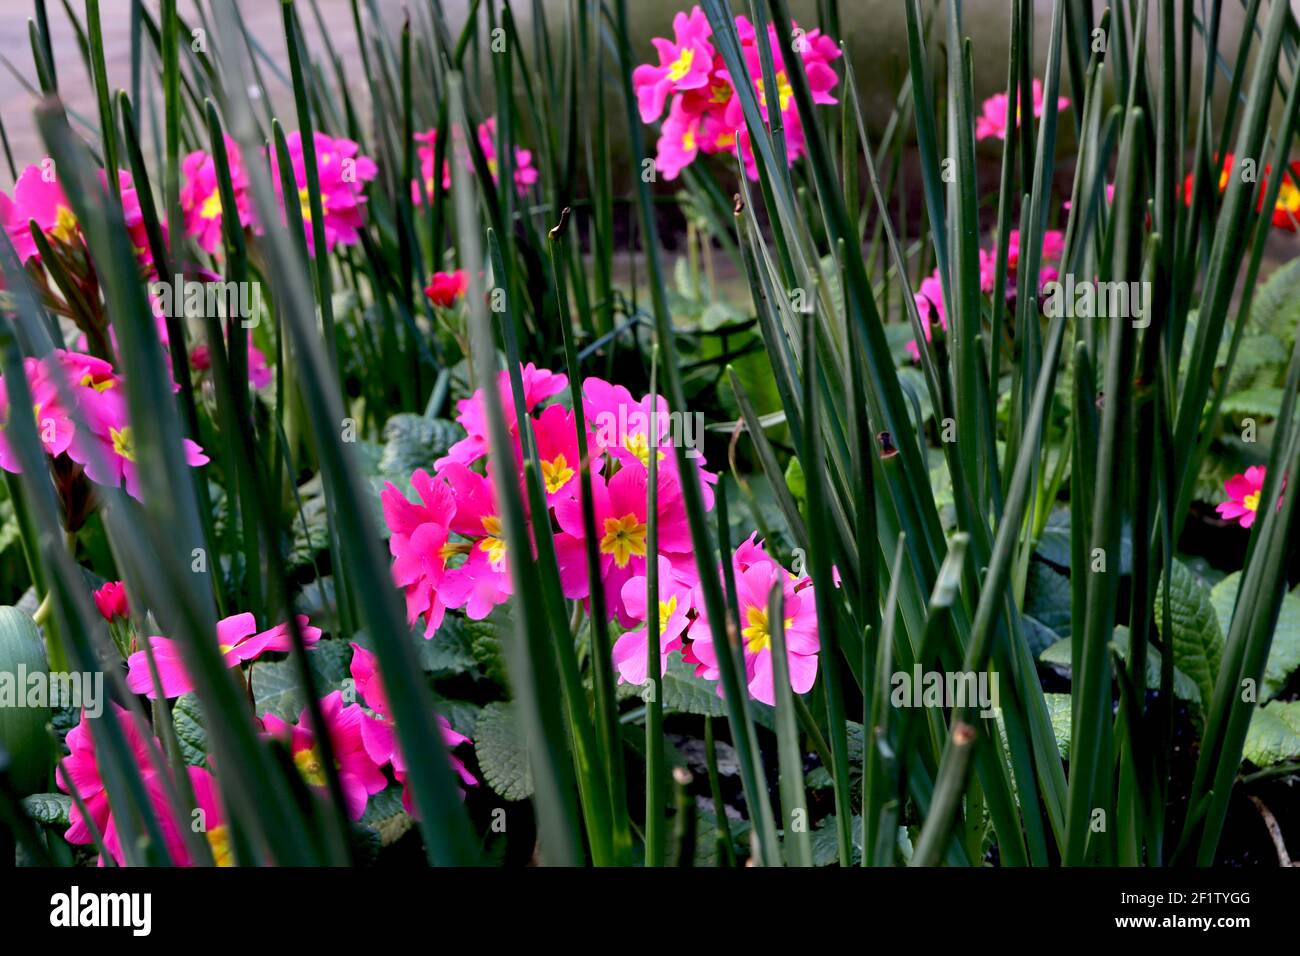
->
(474, 701), (532, 801)
(618, 655), (726, 717)
(465, 614), (509, 686)
(1249, 256), (1300, 348)
(1025, 560), (1072, 637)
(1041, 632), (1202, 704)
(811, 813), (862, 866)
(1220, 386), (1286, 418)
(416, 614), (478, 675)
(377, 414), (461, 484)
(21, 792), (71, 827)
(1043, 693), (1072, 761)
(360, 785), (413, 846)
(1210, 572), (1300, 700)
(1155, 560), (1224, 707)
(1242, 700), (1300, 768)
(173, 693), (209, 768)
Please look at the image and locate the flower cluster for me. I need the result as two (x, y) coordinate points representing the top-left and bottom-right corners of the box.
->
(412, 117), (539, 204)
(180, 131), (378, 256)
(381, 364), (817, 705)
(58, 638), (475, 864)
(906, 228), (1065, 360)
(974, 78), (1070, 142)
(124, 612), (323, 699)
(633, 7), (840, 180)
(0, 349), (208, 499)
(348, 643), (476, 816)
(1182, 153), (1300, 231)
(58, 705), (230, 866)
(0, 164), (159, 271)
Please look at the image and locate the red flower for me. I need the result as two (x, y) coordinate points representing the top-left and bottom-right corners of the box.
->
(92, 581), (129, 622)
(424, 270), (468, 307)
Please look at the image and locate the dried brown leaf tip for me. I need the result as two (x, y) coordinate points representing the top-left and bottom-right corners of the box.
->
(733, 193), (745, 216)
(548, 206), (571, 241)
(951, 722), (978, 746)
(878, 430), (899, 459)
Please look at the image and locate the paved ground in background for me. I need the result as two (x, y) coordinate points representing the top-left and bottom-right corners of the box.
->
(0, 0), (423, 183)
(0, 1), (1292, 271)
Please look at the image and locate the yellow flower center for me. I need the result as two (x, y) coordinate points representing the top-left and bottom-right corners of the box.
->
(110, 426), (135, 462)
(80, 373), (115, 392)
(756, 71), (794, 113)
(541, 454), (575, 494)
(439, 540), (471, 563)
(479, 514), (507, 568)
(1277, 180), (1300, 214)
(600, 513), (647, 568)
(710, 83), (731, 104)
(200, 190), (223, 220)
(682, 126), (697, 152)
(742, 604), (794, 654)
(206, 824), (233, 866)
(297, 187), (328, 223)
(1243, 490), (1261, 513)
(624, 432), (665, 468)
(294, 746), (326, 787)
(715, 131), (736, 149)
(50, 205), (79, 244)
(668, 47), (695, 82)
(658, 594), (679, 633)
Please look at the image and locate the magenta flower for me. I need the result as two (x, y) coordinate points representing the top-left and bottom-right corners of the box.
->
(125, 612), (322, 699)
(436, 363), (568, 471)
(654, 98), (703, 181)
(180, 135), (253, 254)
(437, 462), (516, 620)
(685, 539), (819, 705)
(59, 707), (228, 867)
(582, 376), (718, 507)
(56, 705), (155, 858)
(636, 10), (839, 181)
(1, 162), (80, 262)
(0, 165), (158, 270)
(412, 128), (452, 203)
(531, 403), (587, 505)
(632, 7), (716, 124)
(905, 273), (947, 362)
(553, 464), (692, 625)
(189, 340), (274, 390)
(349, 642), (476, 814)
(1216, 465), (1271, 528)
(0, 356), (76, 473)
(476, 118), (539, 194)
(612, 555), (695, 684)
(381, 467), (457, 636)
(187, 766), (233, 866)
(68, 384), (209, 500)
(1006, 228), (1065, 285)
(270, 131), (378, 255)
(2, 348), (209, 490)
(262, 690), (388, 821)
(101, 765), (229, 867)
(975, 78), (1070, 141)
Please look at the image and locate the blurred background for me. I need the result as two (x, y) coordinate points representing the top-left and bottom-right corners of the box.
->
(0, 0), (1254, 188)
